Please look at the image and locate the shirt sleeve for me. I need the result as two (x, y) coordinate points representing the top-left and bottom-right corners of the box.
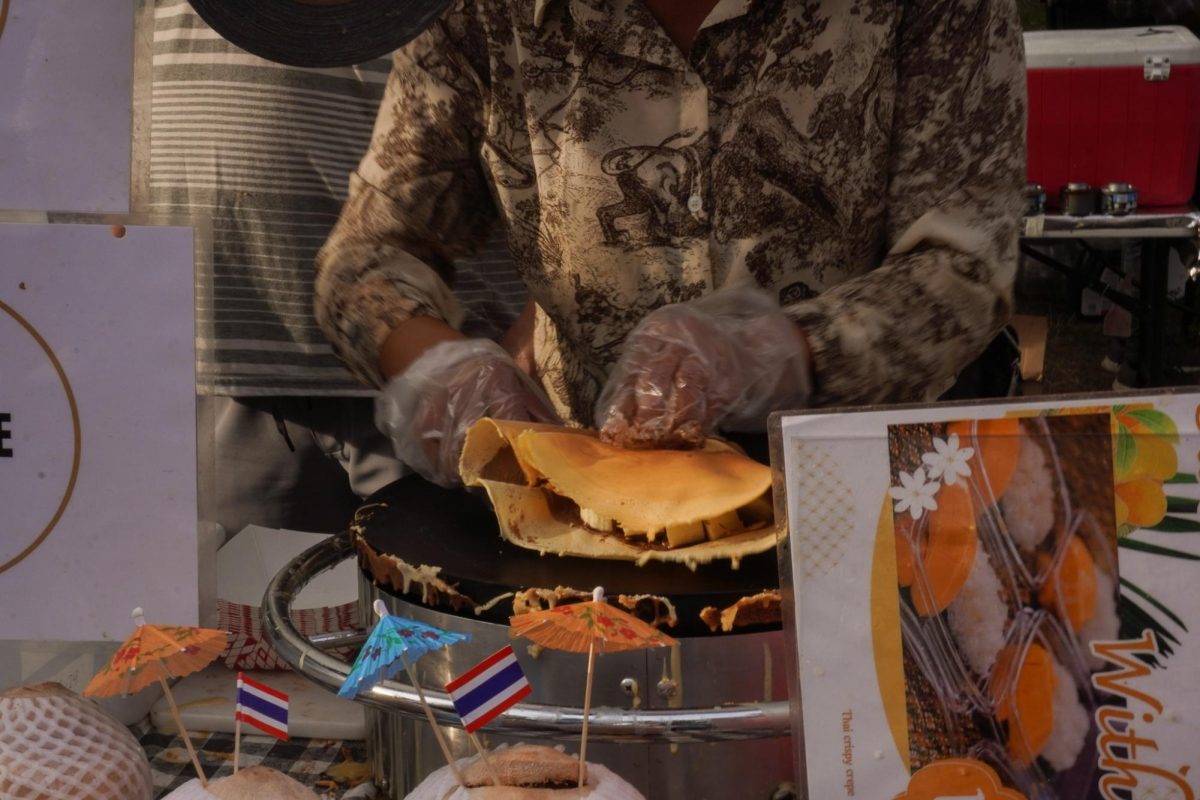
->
(785, 0), (1027, 406)
(315, 6), (497, 388)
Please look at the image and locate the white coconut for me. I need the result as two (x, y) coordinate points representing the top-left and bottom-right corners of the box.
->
(1078, 566), (1121, 672)
(947, 551), (1009, 676)
(999, 437), (1056, 551)
(210, 766), (322, 800)
(161, 766), (322, 800)
(1041, 658), (1089, 771)
(160, 778), (216, 800)
(405, 745), (645, 800)
(0, 682), (153, 800)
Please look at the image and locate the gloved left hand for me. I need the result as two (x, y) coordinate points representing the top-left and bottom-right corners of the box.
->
(595, 286), (811, 449)
(376, 338), (559, 487)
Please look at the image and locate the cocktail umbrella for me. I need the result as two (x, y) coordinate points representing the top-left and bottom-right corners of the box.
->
(84, 607), (227, 786)
(509, 586), (679, 786)
(338, 600), (471, 786)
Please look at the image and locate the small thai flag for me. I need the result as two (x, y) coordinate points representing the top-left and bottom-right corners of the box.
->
(445, 645), (532, 732)
(235, 673), (289, 740)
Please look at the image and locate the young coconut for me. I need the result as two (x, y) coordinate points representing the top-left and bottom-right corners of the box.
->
(0, 682), (153, 800)
(161, 766), (320, 799)
(404, 745), (645, 800)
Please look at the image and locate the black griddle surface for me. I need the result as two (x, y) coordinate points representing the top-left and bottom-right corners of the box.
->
(354, 474), (781, 632)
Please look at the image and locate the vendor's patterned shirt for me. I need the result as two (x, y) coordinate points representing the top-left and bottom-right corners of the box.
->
(316, 0), (1027, 424)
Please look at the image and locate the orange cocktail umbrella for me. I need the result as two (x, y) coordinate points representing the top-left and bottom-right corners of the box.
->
(509, 587), (678, 786)
(85, 607), (227, 786)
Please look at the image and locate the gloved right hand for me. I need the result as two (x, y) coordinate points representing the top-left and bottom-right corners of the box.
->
(595, 286), (811, 450)
(376, 338), (558, 487)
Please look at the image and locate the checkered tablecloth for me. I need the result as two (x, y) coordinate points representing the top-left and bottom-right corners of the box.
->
(139, 728), (371, 799)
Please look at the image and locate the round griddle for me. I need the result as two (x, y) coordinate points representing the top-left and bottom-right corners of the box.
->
(355, 435), (780, 636)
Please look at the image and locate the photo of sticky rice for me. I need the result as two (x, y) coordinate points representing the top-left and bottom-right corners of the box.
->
(459, 419), (777, 566)
(989, 634), (1090, 773)
(947, 550), (1009, 677)
(885, 413), (1119, 797)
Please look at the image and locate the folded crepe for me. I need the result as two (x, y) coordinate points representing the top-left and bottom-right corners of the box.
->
(458, 419), (778, 567)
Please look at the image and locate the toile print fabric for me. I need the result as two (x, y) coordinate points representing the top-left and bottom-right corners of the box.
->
(315, 0), (1027, 424)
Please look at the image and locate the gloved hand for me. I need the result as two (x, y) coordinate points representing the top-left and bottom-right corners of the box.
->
(376, 338), (558, 487)
(596, 286), (811, 449)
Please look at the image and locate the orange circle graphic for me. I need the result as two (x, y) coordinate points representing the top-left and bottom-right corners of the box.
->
(0, 299), (82, 575)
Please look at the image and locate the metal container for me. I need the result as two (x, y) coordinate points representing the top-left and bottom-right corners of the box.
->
(1059, 182), (1097, 216)
(1100, 182), (1139, 216)
(1024, 183), (1047, 216)
(264, 533), (797, 800)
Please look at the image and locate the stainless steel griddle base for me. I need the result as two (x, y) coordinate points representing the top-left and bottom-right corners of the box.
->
(262, 533), (796, 798)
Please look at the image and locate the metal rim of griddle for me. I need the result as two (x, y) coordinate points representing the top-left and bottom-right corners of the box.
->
(262, 530), (793, 743)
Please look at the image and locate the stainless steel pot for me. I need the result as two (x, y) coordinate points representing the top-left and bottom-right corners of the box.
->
(263, 532), (797, 799)
(1100, 182), (1139, 216)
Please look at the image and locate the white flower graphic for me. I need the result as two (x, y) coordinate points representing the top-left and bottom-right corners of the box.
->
(921, 434), (975, 486)
(889, 467), (940, 520)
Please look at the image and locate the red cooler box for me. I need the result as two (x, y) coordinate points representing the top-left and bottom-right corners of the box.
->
(1026, 26), (1200, 207)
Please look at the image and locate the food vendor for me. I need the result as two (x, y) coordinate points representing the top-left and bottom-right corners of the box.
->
(315, 0), (1027, 487)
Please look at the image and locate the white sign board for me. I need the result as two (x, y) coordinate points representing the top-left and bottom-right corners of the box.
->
(0, 0), (134, 213)
(0, 221), (197, 640)
(774, 393), (1200, 800)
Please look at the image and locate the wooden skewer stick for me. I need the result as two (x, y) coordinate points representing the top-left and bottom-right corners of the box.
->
(157, 675), (207, 787)
(233, 708), (242, 775)
(404, 661), (466, 788)
(578, 637), (597, 788)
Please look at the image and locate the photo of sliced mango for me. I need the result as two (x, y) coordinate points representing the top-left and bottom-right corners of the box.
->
(911, 483), (978, 616)
(948, 417), (1021, 499)
(893, 511), (916, 589)
(991, 643), (1056, 765)
(1037, 536), (1098, 632)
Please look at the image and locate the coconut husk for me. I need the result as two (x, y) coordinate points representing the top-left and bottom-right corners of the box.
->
(461, 745), (577, 788)
(459, 419), (779, 567)
(208, 766), (321, 799)
(0, 682), (153, 800)
(404, 745), (645, 799)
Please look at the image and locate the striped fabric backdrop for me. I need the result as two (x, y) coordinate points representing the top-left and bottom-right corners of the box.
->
(146, 0), (527, 396)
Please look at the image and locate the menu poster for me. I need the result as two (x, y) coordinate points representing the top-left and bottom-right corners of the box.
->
(0, 221), (197, 641)
(0, 0), (135, 213)
(774, 391), (1200, 800)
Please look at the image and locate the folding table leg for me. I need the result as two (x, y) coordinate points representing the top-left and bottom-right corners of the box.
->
(1138, 239), (1169, 388)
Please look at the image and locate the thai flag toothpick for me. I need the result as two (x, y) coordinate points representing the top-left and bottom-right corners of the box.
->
(235, 672), (289, 740)
(445, 645), (531, 732)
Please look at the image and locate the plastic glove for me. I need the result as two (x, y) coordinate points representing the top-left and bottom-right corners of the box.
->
(595, 286), (811, 449)
(376, 338), (558, 487)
